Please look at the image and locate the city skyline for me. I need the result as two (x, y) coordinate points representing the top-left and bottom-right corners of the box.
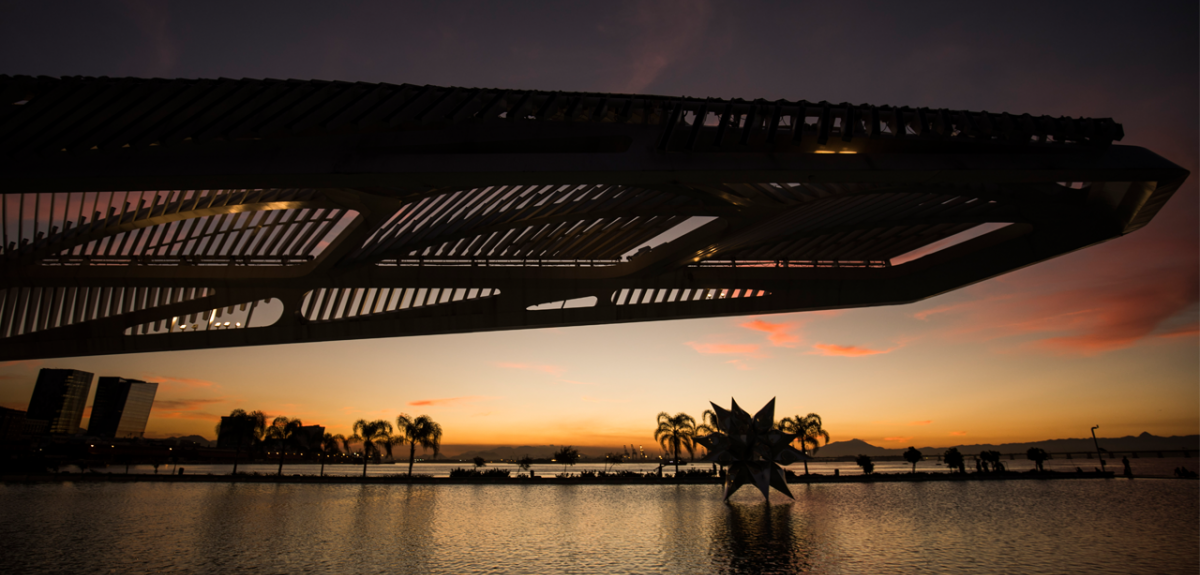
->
(0, 2), (1195, 451)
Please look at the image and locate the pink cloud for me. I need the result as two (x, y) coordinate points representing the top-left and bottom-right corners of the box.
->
(407, 396), (497, 407)
(496, 362), (566, 376)
(909, 420), (933, 426)
(616, 0), (714, 93)
(725, 360), (752, 371)
(810, 343), (899, 357)
(914, 250), (1198, 356)
(0, 359), (44, 370)
(685, 342), (762, 356)
(950, 431), (967, 436)
(883, 436), (914, 442)
(914, 295), (1016, 321)
(1158, 323), (1200, 339)
(739, 319), (802, 347)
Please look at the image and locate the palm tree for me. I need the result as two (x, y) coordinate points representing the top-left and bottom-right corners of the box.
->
(903, 446), (923, 473)
(943, 447), (965, 474)
(352, 419), (393, 478)
(778, 413), (831, 475)
(380, 435), (400, 463)
(654, 412), (696, 476)
(397, 414), (443, 478)
(217, 409), (266, 475)
(264, 416), (305, 476)
(696, 409), (721, 436)
(320, 433), (345, 477)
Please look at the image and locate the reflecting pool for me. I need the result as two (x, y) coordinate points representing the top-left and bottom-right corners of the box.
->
(1, 479), (1196, 574)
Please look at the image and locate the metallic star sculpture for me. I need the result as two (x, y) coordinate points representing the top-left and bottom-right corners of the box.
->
(695, 398), (810, 502)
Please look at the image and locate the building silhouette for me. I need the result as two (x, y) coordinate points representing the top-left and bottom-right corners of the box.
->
(86, 378), (158, 439)
(216, 414), (259, 450)
(0, 406), (27, 443)
(296, 425), (325, 452)
(0, 76), (1188, 363)
(26, 369), (94, 435)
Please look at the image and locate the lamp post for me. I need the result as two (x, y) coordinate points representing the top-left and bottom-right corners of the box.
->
(1091, 425), (1106, 472)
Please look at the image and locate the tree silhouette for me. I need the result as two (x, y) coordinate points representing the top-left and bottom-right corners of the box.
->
(473, 456), (486, 468)
(980, 450), (1003, 473)
(654, 412), (696, 476)
(517, 455), (534, 477)
(855, 454), (874, 475)
(696, 409), (722, 436)
(903, 446), (923, 473)
(1026, 447), (1050, 472)
(320, 433), (345, 477)
(217, 409), (266, 475)
(943, 447), (965, 474)
(397, 414), (443, 478)
(604, 452), (625, 472)
(553, 445), (579, 473)
(778, 413), (831, 475)
(264, 416), (305, 476)
(351, 419), (393, 478)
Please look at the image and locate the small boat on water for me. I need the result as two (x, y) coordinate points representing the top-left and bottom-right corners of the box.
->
(662, 460), (689, 466)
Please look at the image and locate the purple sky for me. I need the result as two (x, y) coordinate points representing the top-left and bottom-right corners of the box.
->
(0, 1), (1195, 451)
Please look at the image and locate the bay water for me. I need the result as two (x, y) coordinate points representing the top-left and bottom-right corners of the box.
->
(1, 478), (1195, 574)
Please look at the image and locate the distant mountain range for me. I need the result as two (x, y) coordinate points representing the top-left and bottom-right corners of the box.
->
(815, 432), (1200, 458)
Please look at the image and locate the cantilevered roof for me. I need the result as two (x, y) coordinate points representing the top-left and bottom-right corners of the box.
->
(0, 76), (1188, 360)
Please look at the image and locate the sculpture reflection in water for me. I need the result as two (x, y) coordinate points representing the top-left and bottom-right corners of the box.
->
(696, 398), (810, 501)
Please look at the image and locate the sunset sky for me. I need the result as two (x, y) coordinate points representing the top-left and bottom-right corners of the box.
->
(0, 1), (1195, 454)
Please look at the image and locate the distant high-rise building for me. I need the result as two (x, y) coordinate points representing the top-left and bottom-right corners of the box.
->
(87, 378), (159, 439)
(0, 406), (28, 443)
(296, 425), (325, 452)
(26, 369), (94, 435)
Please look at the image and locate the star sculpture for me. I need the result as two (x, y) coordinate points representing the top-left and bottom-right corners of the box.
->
(695, 398), (810, 502)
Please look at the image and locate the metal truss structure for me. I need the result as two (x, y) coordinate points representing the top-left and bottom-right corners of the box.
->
(0, 76), (1189, 360)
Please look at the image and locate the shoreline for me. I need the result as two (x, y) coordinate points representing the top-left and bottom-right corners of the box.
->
(6, 470), (1189, 486)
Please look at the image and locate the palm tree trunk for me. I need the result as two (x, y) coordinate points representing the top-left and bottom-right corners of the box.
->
(320, 457), (325, 477)
(232, 443), (241, 475)
(362, 444), (369, 478)
(408, 443), (416, 477)
(674, 438), (680, 476)
(278, 447), (285, 476)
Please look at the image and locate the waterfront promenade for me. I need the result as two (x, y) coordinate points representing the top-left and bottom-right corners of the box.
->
(1, 468), (1132, 486)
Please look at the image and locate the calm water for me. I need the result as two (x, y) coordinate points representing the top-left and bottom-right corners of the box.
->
(1, 479), (1195, 574)
(69, 455), (1198, 478)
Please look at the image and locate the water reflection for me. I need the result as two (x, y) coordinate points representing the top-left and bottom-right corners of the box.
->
(708, 500), (807, 574)
(0, 481), (1195, 574)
